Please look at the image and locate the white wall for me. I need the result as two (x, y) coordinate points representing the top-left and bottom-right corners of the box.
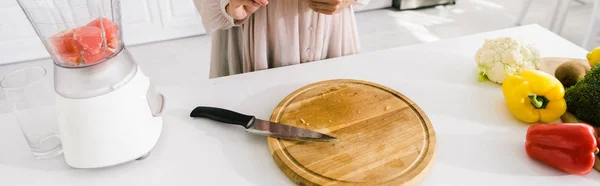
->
(0, 0), (391, 65)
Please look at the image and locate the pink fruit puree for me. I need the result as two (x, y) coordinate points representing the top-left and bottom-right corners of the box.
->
(51, 17), (120, 66)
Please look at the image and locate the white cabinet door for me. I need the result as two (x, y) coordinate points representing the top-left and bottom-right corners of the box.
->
(0, 0), (48, 65)
(121, 0), (207, 46)
(120, 0), (164, 46)
(157, 0), (206, 39)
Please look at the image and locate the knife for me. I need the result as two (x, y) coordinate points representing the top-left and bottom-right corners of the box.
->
(190, 106), (338, 142)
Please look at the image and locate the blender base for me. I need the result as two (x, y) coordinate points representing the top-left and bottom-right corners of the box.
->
(136, 151), (151, 160)
(55, 63), (164, 169)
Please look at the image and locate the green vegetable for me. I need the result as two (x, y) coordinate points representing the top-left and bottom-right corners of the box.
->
(564, 63), (600, 127)
(582, 62), (600, 83)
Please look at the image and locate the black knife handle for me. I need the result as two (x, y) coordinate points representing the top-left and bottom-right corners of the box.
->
(190, 106), (255, 129)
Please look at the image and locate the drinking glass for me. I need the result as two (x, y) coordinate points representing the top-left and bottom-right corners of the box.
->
(0, 67), (62, 159)
(0, 88), (8, 114)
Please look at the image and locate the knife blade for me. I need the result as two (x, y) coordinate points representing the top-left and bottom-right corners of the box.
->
(190, 106), (338, 142)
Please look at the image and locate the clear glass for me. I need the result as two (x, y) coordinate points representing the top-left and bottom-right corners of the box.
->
(16, 0), (123, 67)
(0, 88), (9, 114)
(0, 67), (62, 159)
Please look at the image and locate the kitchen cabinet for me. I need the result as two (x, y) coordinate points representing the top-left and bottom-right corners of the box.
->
(0, 0), (49, 65)
(0, 0), (206, 65)
(158, 0), (207, 39)
(123, 0), (206, 46)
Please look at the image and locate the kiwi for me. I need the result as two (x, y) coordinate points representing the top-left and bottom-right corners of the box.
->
(554, 60), (591, 88)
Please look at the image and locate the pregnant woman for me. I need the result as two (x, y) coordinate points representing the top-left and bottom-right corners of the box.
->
(194, 0), (370, 78)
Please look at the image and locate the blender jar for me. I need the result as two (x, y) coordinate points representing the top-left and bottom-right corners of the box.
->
(17, 0), (123, 67)
(18, 0), (139, 99)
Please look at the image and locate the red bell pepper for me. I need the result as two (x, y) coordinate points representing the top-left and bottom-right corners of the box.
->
(525, 123), (598, 175)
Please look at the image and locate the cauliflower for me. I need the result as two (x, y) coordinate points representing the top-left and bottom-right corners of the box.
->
(475, 37), (540, 84)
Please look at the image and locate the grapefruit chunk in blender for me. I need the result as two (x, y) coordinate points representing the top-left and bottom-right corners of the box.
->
(50, 29), (81, 64)
(87, 17), (119, 49)
(73, 26), (103, 55)
(73, 26), (108, 64)
(50, 17), (120, 66)
(82, 49), (114, 63)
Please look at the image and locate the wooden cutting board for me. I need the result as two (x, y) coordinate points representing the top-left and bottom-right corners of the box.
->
(538, 57), (600, 172)
(268, 79), (437, 186)
(538, 57), (589, 75)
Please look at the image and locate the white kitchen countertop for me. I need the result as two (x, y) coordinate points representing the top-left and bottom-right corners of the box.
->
(1, 24), (599, 186)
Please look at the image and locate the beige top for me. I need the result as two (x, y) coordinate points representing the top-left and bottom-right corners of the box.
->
(193, 0), (370, 78)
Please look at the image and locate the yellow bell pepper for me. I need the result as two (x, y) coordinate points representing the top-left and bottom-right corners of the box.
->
(587, 46), (600, 67)
(501, 69), (567, 123)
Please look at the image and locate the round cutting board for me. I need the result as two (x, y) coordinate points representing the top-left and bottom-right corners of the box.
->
(538, 57), (589, 75)
(268, 79), (437, 186)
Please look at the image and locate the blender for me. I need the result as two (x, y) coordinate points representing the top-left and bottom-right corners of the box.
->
(16, 0), (165, 168)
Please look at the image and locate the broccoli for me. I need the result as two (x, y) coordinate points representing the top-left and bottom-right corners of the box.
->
(581, 61), (600, 84)
(564, 63), (600, 127)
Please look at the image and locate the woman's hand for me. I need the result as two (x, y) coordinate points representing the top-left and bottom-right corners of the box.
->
(227, 0), (269, 20)
(307, 0), (353, 15)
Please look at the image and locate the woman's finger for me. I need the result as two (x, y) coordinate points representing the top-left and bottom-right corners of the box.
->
(231, 0), (256, 7)
(245, 4), (261, 14)
(255, 0), (269, 6)
(308, 2), (336, 12)
(239, 0), (260, 7)
(311, 0), (340, 5)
